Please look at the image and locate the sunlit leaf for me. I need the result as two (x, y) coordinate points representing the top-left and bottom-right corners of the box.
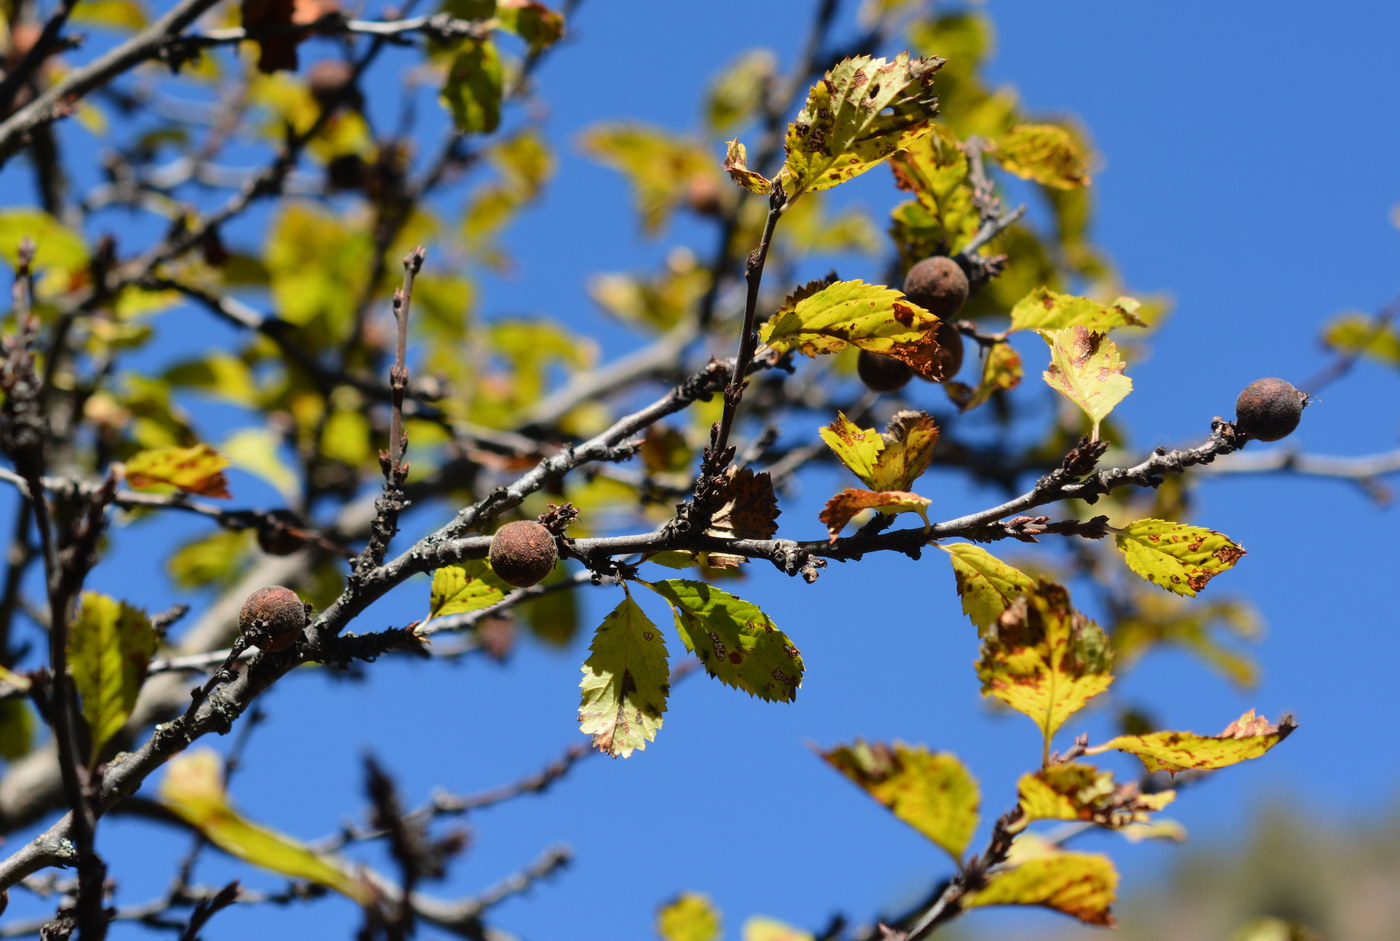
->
(124, 443), (231, 498)
(1113, 519), (1246, 597)
(962, 851), (1117, 926)
(945, 340), (1023, 412)
(1087, 709), (1296, 774)
(647, 580), (802, 702)
(1321, 311), (1400, 368)
(161, 749), (371, 902)
(67, 593), (155, 762)
(821, 741), (979, 860)
(1010, 287), (1144, 333)
(742, 917), (813, 941)
(656, 892), (721, 941)
(495, 0), (565, 54)
(1040, 325), (1131, 440)
(889, 123), (978, 254)
(992, 124), (1092, 189)
(819, 489), (930, 541)
(1016, 763), (1174, 829)
(578, 596), (669, 757)
(440, 37), (503, 133)
(722, 139), (773, 194)
(429, 562), (512, 619)
(0, 697), (34, 761)
(941, 543), (1036, 632)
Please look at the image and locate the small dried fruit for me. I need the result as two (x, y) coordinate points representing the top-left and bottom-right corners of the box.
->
(488, 520), (558, 588)
(238, 586), (308, 652)
(932, 320), (965, 381)
(903, 256), (969, 319)
(1235, 377), (1309, 442)
(857, 349), (912, 393)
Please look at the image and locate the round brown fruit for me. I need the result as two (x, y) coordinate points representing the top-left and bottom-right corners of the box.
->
(238, 586), (308, 652)
(932, 320), (965, 381)
(1234, 377), (1309, 442)
(488, 520), (558, 588)
(856, 349), (913, 393)
(903, 256), (969, 319)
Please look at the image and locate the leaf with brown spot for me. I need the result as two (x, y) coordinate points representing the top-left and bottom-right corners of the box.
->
(818, 410), (938, 492)
(889, 123), (978, 252)
(124, 443), (231, 498)
(1040, 325), (1131, 440)
(1016, 763), (1175, 830)
(1113, 519), (1246, 597)
(646, 580), (802, 702)
(1086, 709), (1296, 774)
(946, 341), (1022, 412)
(820, 741), (979, 861)
(940, 543), (1036, 632)
(962, 851), (1118, 926)
(578, 596), (669, 758)
(722, 139), (772, 194)
(1009, 287), (1145, 333)
(819, 488), (930, 541)
(975, 581), (1113, 747)
(759, 279), (945, 379)
(427, 561), (512, 619)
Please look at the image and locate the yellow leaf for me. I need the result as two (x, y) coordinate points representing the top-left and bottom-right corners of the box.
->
(1010, 287), (1145, 333)
(124, 443), (231, 498)
(821, 741), (979, 861)
(657, 893), (721, 941)
(941, 543), (1036, 632)
(1113, 519), (1246, 597)
(992, 124), (1092, 189)
(889, 123), (979, 252)
(723, 139), (772, 194)
(963, 852), (1117, 926)
(67, 593), (155, 762)
(819, 488), (930, 541)
(1087, 709), (1296, 774)
(1040, 325), (1131, 439)
(742, 917), (814, 941)
(160, 750), (371, 903)
(428, 562), (510, 619)
(819, 410), (938, 492)
(578, 596), (669, 758)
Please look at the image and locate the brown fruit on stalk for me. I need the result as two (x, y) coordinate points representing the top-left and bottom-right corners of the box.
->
(1234, 378), (1309, 442)
(488, 521), (558, 588)
(932, 320), (965, 381)
(238, 586), (308, 652)
(856, 349), (913, 393)
(903, 256), (969, 319)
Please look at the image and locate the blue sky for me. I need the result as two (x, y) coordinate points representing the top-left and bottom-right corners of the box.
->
(2, 2), (1399, 939)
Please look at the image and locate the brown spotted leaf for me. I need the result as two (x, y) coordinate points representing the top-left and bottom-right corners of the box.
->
(819, 488), (930, 542)
(941, 543), (1036, 632)
(1087, 709), (1296, 774)
(945, 341), (1023, 412)
(723, 139), (773, 194)
(962, 851), (1117, 926)
(1016, 763), (1175, 830)
(818, 411), (937, 492)
(1113, 519), (1246, 597)
(124, 443), (231, 498)
(1010, 287), (1145, 333)
(578, 596), (669, 758)
(820, 741), (979, 861)
(1040, 325), (1130, 440)
(647, 580), (802, 702)
(759, 279), (946, 380)
(889, 123), (978, 252)
(975, 581), (1113, 746)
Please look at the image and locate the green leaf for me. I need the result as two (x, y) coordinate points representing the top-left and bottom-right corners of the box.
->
(167, 529), (254, 591)
(440, 38), (503, 134)
(656, 893), (721, 941)
(1016, 763), (1175, 829)
(578, 596), (669, 757)
(1087, 709), (1296, 774)
(1113, 519), (1246, 597)
(820, 741), (979, 861)
(975, 581), (1113, 748)
(775, 53), (944, 200)
(646, 580), (803, 702)
(962, 851), (1117, 926)
(1009, 287), (1145, 333)
(495, 0), (565, 54)
(941, 543), (1036, 632)
(819, 488), (930, 541)
(0, 209), (90, 275)
(992, 124), (1092, 189)
(428, 561), (512, 619)
(945, 340), (1022, 412)
(759, 279), (946, 380)
(1040, 325), (1131, 440)
(70, 0), (147, 30)
(818, 412), (886, 486)
(0, 698), (34, 762)
(221, 428), (298, 502)
(67, 593), (156, 762)
(1113, 593), (1261, 689)
(160, 749), (371, 902)
(123, 443), (232, 498)
(1321, 311), (1400, 368)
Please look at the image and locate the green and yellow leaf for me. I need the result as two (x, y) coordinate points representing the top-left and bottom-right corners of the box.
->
(495, 0), (565, 54)
(962, 851), (1117, 926)
(67, 592), (155, 762)
(723, 139), (773, 194)
(1321, 311), (1400, 367)
(991, 124), (1092, 189)
(646, 580), (802, 702)
(656, 893), (721, 941)
(742, 917), (813, 941)
(581, 124), (715, 233)
(123, 443), (231, 498)
(578, 596), (669, 758)
(1016, 763), (1175, 829)
(440, 37), (503, 134)
(1087, 709), (1296, 774)
(819, 410), (938, 492)
(941, 543), (1036, 632)
(1113, 519), (1246, 597)
(1040, 325), (1131, 440)
(889, 123), (978, 253)
(975, 581), (1113, 746)
(428, 561), (513, 619)
(945, 340), (1022, 412)
(1010, 287), (1145, 333)
(819, 489), (930, 541)
(160, 749), (371, 902)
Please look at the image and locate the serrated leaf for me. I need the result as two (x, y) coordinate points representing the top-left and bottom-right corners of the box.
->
(819, 410), (937, 492)
(759, 279), (946, 380)
(1087, 709), (1296, 774)
(819, 489), (930, 541)
(578, 596), (669, 758)
(656, 892), (721, 941)
(976, 581), (1113, 746)
(776, 53), (943, 200)
(723, 139), (772, 194)
(161, 749), (371, 902)
(941, 543), (1036, 632)
(742, 918), (813, 941)
(1040, 325), (1131, 440)
(1010, 287), (1145, 333)
(945, 340), (1022, 412)
(67, 593), (156, 762)
(820, 741), (979, 861)
(992, 124), (1092, 189)
(124, 443), (231, 498)
(818, 412), (886, 486)
(1321, 312), (1400, 367)
(428, 561), (512, 619)
(440, 37), (503, 134)
(646, 580), (802, 702)
(889, 123), (978, 253)
(1113, 519), (1246, 597)
(1016, 763), (1175, 829)
(962, 852), (1117, 926)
